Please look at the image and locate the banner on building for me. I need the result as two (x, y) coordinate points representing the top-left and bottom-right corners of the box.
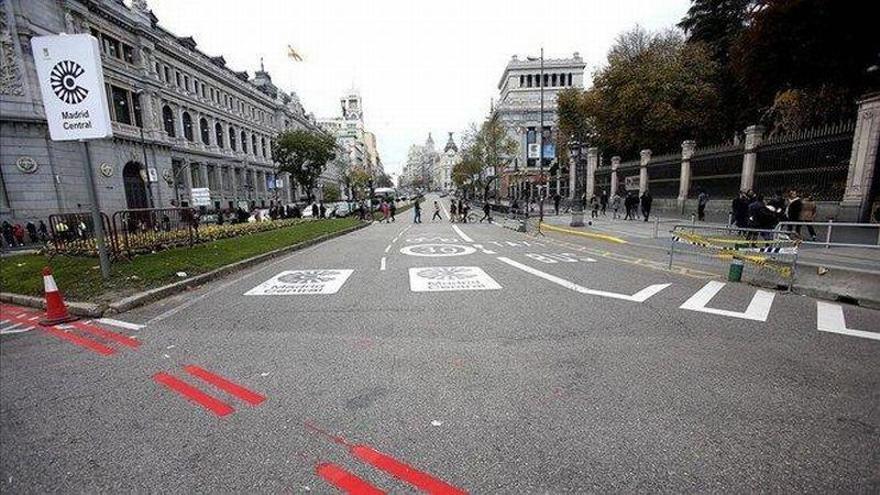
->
(527, 143), (540, 159)
(31, 34), (113, 141)
(191, 187), (211, 207)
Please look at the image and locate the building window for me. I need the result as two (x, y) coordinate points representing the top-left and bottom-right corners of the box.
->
(162, 105), (175, 137)
(519, 75), (524, 86)
(183, 75), (189, 91)
(191, 164), (202, 188)
(175, 71), (181, 87)
(101, 34), (120, 59)
(568, 73), (572, 86)
(122, 44), (135, 64)
(200, 117), (210, 145)
(251, 135), (257, 155)
(182, 112), (193, 141)
(229, 126), (237, 151)
(110, 86), (131, 125)
(261, 137), (267, 157)
(543, 74), (549, 87)
(155, 62), (161, 79)
(132, 93), (143, 128)
(551, 73), (557, 86)
(215, 123), (224, 148)
(241, 131), (248, 153)
(164, 66), (170, 83)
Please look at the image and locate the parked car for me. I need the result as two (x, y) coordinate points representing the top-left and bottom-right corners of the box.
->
(329, 202), (352, 218)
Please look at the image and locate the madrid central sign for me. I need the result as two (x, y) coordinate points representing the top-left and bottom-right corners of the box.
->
(31, 34), (113, 141)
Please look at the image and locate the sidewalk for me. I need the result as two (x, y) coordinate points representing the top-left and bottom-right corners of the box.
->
(539, 211), (880, 308)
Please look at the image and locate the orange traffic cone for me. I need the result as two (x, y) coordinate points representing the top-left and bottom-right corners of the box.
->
(39, 266), (78, 326)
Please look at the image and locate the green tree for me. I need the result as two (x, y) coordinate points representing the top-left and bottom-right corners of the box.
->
(730, 0), (880, 131)
(322, 183), (341, 202)
(555, 87), (595, 164)
(586, 26), (722, 157)
(271, 129), (337, 200)
(375, 173), (394, 188)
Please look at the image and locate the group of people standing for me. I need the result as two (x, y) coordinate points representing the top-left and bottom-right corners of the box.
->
(731, 189), (817, 239)
(2, 220), (50, 248)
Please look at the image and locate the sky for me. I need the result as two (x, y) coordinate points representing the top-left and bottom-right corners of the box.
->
(147, 0), (691, 177)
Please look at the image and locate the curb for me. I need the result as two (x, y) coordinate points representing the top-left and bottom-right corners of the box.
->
(1, 221), (370, 318)
(539, 222), (628, 244)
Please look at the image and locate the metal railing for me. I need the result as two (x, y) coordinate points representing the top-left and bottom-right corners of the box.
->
(111, 207), (199, 257)
(776, 221), (880, 249)
(48, 212), (117, 257)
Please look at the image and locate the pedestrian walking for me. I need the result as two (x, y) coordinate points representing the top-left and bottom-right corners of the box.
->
(624, 192), (636, 220)
(12, 223), (25, 246)
(431, 201), (442, 221)
(38, 220), (49, 242)
(2, 221), (14, 247)
(389, 201), (396, 222)
(449, 200), (457, 223)
(311, 202), (319, 219)
(590, 195), (599, 218)
(640, 190), (653, 222)
(553, 193), (561, 216)
(611, 192), (622, 219)
(600, 190), (608, 215)
(380, 200), (390, 223)
(319, 202), (327, 219)
(413, 198), (422, 223)
(480, 201), (492, 222)
(26, 221), (38, 244)
(460, 202), (470, 223)
(697, 189), (709, 221)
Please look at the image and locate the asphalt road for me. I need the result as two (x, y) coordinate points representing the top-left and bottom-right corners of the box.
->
(2, 195), (879, 493)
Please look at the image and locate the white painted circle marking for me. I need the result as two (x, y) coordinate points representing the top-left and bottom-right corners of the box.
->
(400, 243), (476, 257)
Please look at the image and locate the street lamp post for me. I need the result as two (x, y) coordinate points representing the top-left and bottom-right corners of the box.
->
(538, 47), (545, 222)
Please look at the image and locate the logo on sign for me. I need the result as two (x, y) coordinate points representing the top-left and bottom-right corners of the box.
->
(50, 60), (89, 104)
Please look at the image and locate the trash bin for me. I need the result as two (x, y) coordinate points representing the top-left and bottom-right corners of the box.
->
(728, 258), (744, 282)
(570, 209), (584, 227)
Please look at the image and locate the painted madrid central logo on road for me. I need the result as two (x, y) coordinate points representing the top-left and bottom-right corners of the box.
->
(50, 60), (89, 104)
(245, 269), (353, 295)
(400, 243), (476, 257)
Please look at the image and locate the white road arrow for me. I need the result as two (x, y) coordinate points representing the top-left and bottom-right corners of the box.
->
(497, 257), (669, 302)
(816, 301), (880, 341)
(679, 281), (774, 321)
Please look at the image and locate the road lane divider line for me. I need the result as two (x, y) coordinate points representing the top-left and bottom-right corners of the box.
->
(316, 463), (387, 495)
(679, 281), (774, 322)
(384, 244), (392, 253)
(817, 302), (880, 341)
(64, 321), (141, 348)
(451, 225), (474, 243)
(183, 365), (267, 405)
(152, 372), (234, 417)
(380, 257), (387, 271)
(497, 257), (669, 302)
(1, 322), (33, 335)
(472, 244), (496, 255)
(95, 317), (144, 331)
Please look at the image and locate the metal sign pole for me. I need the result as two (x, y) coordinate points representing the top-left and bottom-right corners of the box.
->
(81, 140), (111, 279)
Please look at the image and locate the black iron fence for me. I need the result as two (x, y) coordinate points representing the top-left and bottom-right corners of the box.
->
(111, 208), (199, 257)
(689, 142), (744, 200)
(47, 212), (117, 257)
(646, 152), (682, 199)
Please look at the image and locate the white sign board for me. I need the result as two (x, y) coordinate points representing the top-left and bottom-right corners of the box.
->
(148, 167), (158, 183)
(245, 270), (353, 295)
(527, 143), (540, 159)
(624, 175), (640, 190)
(408, 267), (501, 292)
(31, 34), (113, 141)
(191, 187), (211, 206)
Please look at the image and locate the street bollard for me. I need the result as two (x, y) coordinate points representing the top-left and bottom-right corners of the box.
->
(653, 216), (660, 238)
(728, 259), (744, 282)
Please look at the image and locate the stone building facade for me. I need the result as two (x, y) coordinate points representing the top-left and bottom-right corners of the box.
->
(492, 53), (586, 200)
(319, 90), (383, 187)
(435, 132), (458, 192)
(0, 0), (327, 225)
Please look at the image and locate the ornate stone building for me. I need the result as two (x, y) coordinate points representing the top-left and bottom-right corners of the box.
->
(319, 89), (382, 187)
(493, 53), (586, 200)
(0, 0), (327, 224)
(435, 132), (458, 192)
(401, 133), (438, 191)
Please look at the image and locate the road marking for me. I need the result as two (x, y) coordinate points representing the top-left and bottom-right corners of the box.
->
(816, 301), (880, 341)
(451, 225), (474, 243)
(384, 244), (392, 253)
(0, 322), (32, 335)
(95, 317), (145, 331)
(152, 372), (234, 417)
(245, 269), (354, 295)
(497, 256), (669, 302)
(40, 325), (117, 355)
(472, 244), (496, 255)
(679, 281), (774, 321)
(62, 321), (141, 348)
(350, 444), (467, 495)
(400, 244), (476, 257)
(524, 253), (597, 264)
(316, 463), (386, 495)
(183, 365), (267, 405)
(409, 266), (501, 292)
(380, 257), (387, 271)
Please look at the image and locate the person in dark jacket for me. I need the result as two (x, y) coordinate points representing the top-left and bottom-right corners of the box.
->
(311, 202), (319, 218)
(731, 191), (750, 228)
(640, 190), (653, 222)
(26, 221), (38, 244)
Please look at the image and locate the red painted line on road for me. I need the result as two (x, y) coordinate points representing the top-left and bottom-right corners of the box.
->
(152, 372), (234, 417)
(3, 312), (116, 355)
(316, 463), (386, 495)
(183, 365), (266, 405)
(39, 324), (117, 355)
(350, 445), (467, 495)
(67, 321), (141, 348)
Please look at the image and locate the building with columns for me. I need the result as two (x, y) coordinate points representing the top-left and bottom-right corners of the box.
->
(492, 53), (586, 200)
(1, 0), (325, 225)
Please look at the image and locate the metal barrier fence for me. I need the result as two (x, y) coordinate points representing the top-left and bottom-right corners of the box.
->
(670, 224), (801, 289)
(47, 212), (117, 257)
(111, 208), (198, 257)
(776, 221), (880, 249)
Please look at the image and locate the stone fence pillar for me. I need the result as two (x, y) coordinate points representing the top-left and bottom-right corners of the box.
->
(639, 149), (651, 195)
(586, 147), (598, 198)
(568, 153), (577, 201)
(610, 156), (620, 196)
(678, 140), (696, 209)
(741, 125), (764, 192)
(840, 93), (880, 221)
